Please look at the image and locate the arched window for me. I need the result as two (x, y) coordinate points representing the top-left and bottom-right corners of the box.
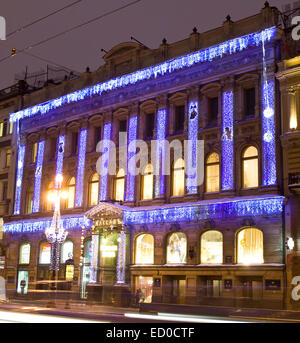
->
(115, 168), (125, 201)
(201, 230), (223, 264)
(19, 243), (31, 264)
(61, 241), (74, 263)
(88, 173), (99, 206)
(135, 234), (154, 264)
(172, 158), (185, 196)
(237, 228), (263, 264)
(242, 146), (259, 188)
(167, 232), (187, 264)
(141, 164), (154, 200)
(67, 177), (76, 208)
(46, 181), (54, 211)
(25, 185), (34, 214)
(39, 242), (51, 264)
(205, 153), (220, 192)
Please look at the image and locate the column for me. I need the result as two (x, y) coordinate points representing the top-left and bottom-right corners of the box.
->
(75, 124), (87, 207)
(13, 136), (26, 215)
(90, 233), (99, 283)
(32, 137), (45, 213)
(116, 227), (126, 284)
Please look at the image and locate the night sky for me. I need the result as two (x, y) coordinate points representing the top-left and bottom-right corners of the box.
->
(0, 0), (291, 89)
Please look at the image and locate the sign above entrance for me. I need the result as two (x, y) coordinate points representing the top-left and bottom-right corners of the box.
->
(101, 245), (118, 258)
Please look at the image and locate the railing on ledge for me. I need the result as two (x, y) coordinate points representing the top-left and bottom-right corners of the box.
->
(288, 173), (300, 187)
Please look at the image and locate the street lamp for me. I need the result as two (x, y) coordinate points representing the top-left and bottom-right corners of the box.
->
(45, 174), (68, 306)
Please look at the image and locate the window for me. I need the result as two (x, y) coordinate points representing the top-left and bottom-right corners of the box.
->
(172, 158), (185, 196)
(83, 240), (92, 264)
(141, 164), (154, 200)
(67, 177), (76, 208)
(25, 186), (34, 214)
(201, 231), (223, 264)
(94, 126), (102, 150)
(136, 276), (153, 303)
(167, 232), (187, 264)
(5, 148), (11, 168)
(115, 168), (125, 201)
(39, 242), (51, 264)
(2, 181), (7, 201)
(208, 97), (218, 125)
(72, 132), (79, 155)
(61, 241), (74, 263)
(32, 142), (38, 163)
(244, 87), (255, 117)
(0, 122), (3, 137)
(174, 105), (185, 133)
(135, 234), (154, 264)
(9, 121), (13, 135)
(49, 137), (57, 160)
(46, 181), (54, 211)
(242, 146), (259, 188)
(88, 173), (99, 206)
(237, 228), (263, 264)
(145, 113), (155, 139)
(3, 120), (7, 137)
(205, 153), (220, 192)
(119, 119), (127, 133)
(19, 243), (31, 264)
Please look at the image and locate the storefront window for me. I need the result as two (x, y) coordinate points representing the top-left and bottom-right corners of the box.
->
(39, 243), (51, 264)
(201, 231), (223, 264)
(19, 243), (31, 264)
(136, 276), (153, 303)
(61, 241), (73, 263)
(167, 232), (187, 264)
(17, 270), (29, 295)
(237, 228), (264, 264)
(135, 234), (154, 264)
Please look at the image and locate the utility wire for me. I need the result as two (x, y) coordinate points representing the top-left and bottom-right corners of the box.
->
(7, 0), (84, 38)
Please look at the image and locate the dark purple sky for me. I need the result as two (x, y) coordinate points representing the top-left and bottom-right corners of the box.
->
(0, 0), (291, 89)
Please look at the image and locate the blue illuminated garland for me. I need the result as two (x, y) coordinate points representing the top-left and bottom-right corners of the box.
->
(55, 135), (65, 187)
(9, 27), (276, 123)
(99, 123), (112, 201)
(32, 140), (45, 213)
(75, 129), (87, 207)
(14, 145), (26, 215)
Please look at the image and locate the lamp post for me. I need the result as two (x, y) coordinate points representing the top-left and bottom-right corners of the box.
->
(45, 174), (68, 307)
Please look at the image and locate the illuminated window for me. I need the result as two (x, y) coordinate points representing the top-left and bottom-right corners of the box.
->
(115, 168), (125, 201)
(167, 232), (187, 264)
(39, 242), (51, 264)
(32, 142), (38, 163)
(136, 276), (153, 303)
(46, 181), (54, 211)
(19, 243), (31, 264)
(172, 158), (185, 196)
(242, 146), (259, 188)
(5, 148), (11, 168)
(25, 185), (34, 214)
(61, 241), (73, 263)
(0, 122), (3, 137)
(88, 173), (99, 206)
(205, 153), (220, 192)
(141, 164), (154, 200)
(201, 230), (223, 264)
(67, 177), (76, 208)
(83, 240), (92, 264)
(9, 121), (13, 135)
(135, 234), (154, 264)
(237, 228), (263, 264)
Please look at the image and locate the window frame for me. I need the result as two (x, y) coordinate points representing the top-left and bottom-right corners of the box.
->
(241, 145), (259, 189)
(205, 152), (220, 193)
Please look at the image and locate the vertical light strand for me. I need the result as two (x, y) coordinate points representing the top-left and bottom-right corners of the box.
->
(14, 145), (26, 215)
(75, 129), (87, 207)
(154, 108), (167, 197)
(90, 234), (99, 283)
(99, 122), (112, 201)
(187, 101), (199, 194)
(55, 135), (65, 187)
(221, 91), (234, 191)
(116, 229), (126, 283)
(32, 140), (45, 213)
(125, 116), (137, 202)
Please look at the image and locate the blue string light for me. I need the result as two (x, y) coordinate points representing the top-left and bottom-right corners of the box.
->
(75, 129), (87, 207)
(14, 145), (26, 215)
(32, 140), (45, 213)
(55, 135), (65, 187)
(9, 27), (276, 123)
(155, 108), (167, 197)
(99, 123), (112, 201)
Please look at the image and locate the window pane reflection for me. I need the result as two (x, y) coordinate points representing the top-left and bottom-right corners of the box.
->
(201, 230), (223, 264)
(167, 232), (186, 263)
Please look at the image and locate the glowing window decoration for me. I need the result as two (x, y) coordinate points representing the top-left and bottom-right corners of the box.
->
(242, 146), (259, 189)
(172, 158), (185, 196)
(39, 242), (51, 264)
(206, 153), (220, 192)
(201, 230), (223, 264)
(61, 241), (74, 263)
(222, 91), (234, 191)
(237, 228), (264, 264)
(75, 129), (87, 207)
(14, 145), (26, 215)
(9, 27), (276, 123)
(67, 177), (76, 208)
(19, 243), (31, 264)
(135, 234), (154, 264)
(115, 168), (125, 201)
(155, 108), (167, 197)
(187, 101), (199, 194)
(32, 140), (45, 213)
(99, 122), (112, 202)
(125, 116), (138, 202)
(167, 232), (187, 264)
(88, 173), (99, 206)
(55, 135), (65, 188)
(141, 164), (154, 200)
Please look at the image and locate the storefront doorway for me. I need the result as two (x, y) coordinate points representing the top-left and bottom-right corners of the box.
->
(17, 270), (28, 295)
(172, 278), (186, 304)
(136, 276), (153, 303)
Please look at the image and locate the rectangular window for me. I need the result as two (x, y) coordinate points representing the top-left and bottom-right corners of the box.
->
(9, 122), (13, 135)
(94, 126), (102, 150)
(2, 182), (7, 201)
(145, 113), (155, 139)
(5, 148), (11, 168)
(119, 119), (127, 133)
(244, 88), (255, 117)
(208, 97), (218, 125)
(175, 105), (185, 133)
(118, 120), (127, 147)
(32, 143), (38, 163)
(49, 137), (57, 160)
(0, 123), (3, 137)
(3, 121), (7, 137)
(72, 132), (79, 155)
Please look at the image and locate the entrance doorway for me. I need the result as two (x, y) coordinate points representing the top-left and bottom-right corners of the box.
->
(136, 276), (153, 303)
(241, 278), (263, 299)
(17, 270), (28, 295)
(172, 278), (186, 304)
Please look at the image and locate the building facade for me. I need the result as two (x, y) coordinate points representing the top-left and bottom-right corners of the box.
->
(2, 4), (289, 308)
